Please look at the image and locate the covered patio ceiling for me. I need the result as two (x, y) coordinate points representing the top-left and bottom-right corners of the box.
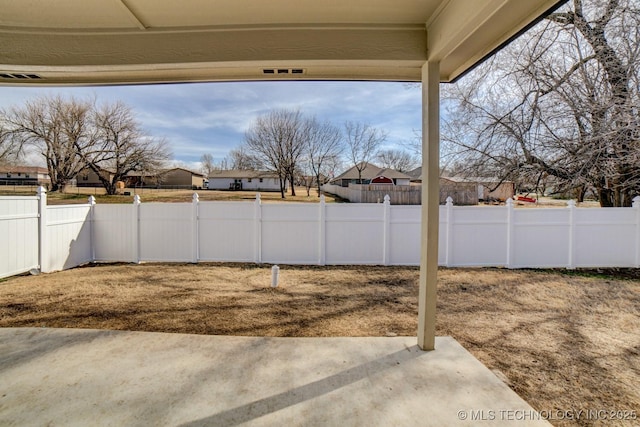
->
(0, 0), (564, 85)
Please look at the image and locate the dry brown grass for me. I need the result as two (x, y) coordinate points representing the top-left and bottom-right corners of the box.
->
(1, 264), (638, 426)
(0, 186), (347, 205)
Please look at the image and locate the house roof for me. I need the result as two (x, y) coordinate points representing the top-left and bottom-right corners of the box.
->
(407, 167), (422, 180)
(208, 170), (279, 179)
(377, 168), (412, 180)
(165, 167), (206, 177)
(0, 166), (49, 175)
(333, 163), (411, 181)
(0, 0), (563, 85)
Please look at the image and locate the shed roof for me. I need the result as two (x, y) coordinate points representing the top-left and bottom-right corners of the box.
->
(165, 167), (206, 178)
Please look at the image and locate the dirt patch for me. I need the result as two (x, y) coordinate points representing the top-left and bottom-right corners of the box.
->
(1, 264), (638, 426)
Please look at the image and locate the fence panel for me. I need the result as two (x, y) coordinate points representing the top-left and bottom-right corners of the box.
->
(512, 208), (570, 268)
(574, 208), (636, 267)
(388, 206), (421, 265)
(44, 204), (92, 272)
(262, 204), (320, 264)
(325, 204), (384, 264)
(198, 202), (255, 262)
(449, 206), (508, 266)
(0, 196), (39, 278)
(93, 204), (136, 262)
(139, 203), (194, 262)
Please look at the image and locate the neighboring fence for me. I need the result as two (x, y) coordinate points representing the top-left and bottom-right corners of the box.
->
(2, 189), (640, 279)
(322, 183), (421, 204)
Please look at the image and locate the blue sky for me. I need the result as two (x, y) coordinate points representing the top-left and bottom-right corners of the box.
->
(0, 81), (422, 170)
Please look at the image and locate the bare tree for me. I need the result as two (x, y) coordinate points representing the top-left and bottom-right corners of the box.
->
(228, 146), (260, 170)
(81, 101), (171, 195)
(244, 109), (306, 198)
(344, 121), (387, 183)
(200, 153), (216, 177)
(442, 0), (640, 206)
(376, 149), (418, 172)
(2, 95), (93, 192)
(0, 125), (23, 166)
(304, 117), (343, 196)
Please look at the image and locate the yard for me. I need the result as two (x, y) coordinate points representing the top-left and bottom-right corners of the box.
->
(0, 186), (347, 205)
(1, 264), (638, 426)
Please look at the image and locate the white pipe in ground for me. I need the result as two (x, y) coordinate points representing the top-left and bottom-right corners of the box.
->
(271, 265), (280, 288)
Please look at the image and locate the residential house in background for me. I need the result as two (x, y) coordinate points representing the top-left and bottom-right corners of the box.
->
(323, 163), (418, 204)
(77, 169), (158, 188)
(76, 167), (206, 189)
(0, 166), (51, 188)
(329, 162), (412, 187)
(207, 170), (285, 191)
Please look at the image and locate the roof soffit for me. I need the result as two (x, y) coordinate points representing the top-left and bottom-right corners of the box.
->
(0, 0), (564, 85)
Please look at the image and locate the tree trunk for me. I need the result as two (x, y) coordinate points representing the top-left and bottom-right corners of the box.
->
(51, 178), (67, 193)
(105, 182), (117, 195)
(598, 187), (614, 207)
(316, 173), (322, 197)
(289, 174), (296, 196)
(279, 176), (286, 199)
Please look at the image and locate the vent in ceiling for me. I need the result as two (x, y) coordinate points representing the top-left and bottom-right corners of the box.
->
(262, 68), (305, 75)
(0, 73), (42, 80)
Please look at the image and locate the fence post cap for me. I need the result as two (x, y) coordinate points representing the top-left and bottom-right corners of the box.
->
(133, 194), (141, 205)
(320, 194), (325, 203)
(256, 193), (261, 202)
(192, 193), (199, 202)
(633, 196), (640, 207)
(567, 199), (576, 208)
(88, 195), (96, 205)
(383, 194), (390, 204)
(37, 185), (47, 196)
(446, 196), (454, 205)
(505, 197), (513, 206)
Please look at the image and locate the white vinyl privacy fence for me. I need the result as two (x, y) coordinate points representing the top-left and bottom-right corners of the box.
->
(2, 188), (640, 279)
(1, 188), (93, 279)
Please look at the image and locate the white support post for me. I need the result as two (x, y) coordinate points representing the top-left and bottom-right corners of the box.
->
(445, 196), (453, 267)
(506, 198), (514, 268)
(88, 195), (96, 262)
(418, 60), (440, 351)
(192, 193), (199, 263)
(382, 194), (391, 265)
(634, 196), (640, 268)
(37, 186), (47, 273)
(133, 195), (141, 264)
(318, 195), (326, 265)
(254, 193), (262, 263)
(567, 199), (576, 269)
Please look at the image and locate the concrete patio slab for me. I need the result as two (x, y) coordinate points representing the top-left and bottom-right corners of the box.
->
(0, 328), (550, 426)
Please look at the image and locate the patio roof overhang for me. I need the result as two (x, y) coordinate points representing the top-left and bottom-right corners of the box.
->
(0, 0), (566, 351)
(0, 0), (563, 85)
